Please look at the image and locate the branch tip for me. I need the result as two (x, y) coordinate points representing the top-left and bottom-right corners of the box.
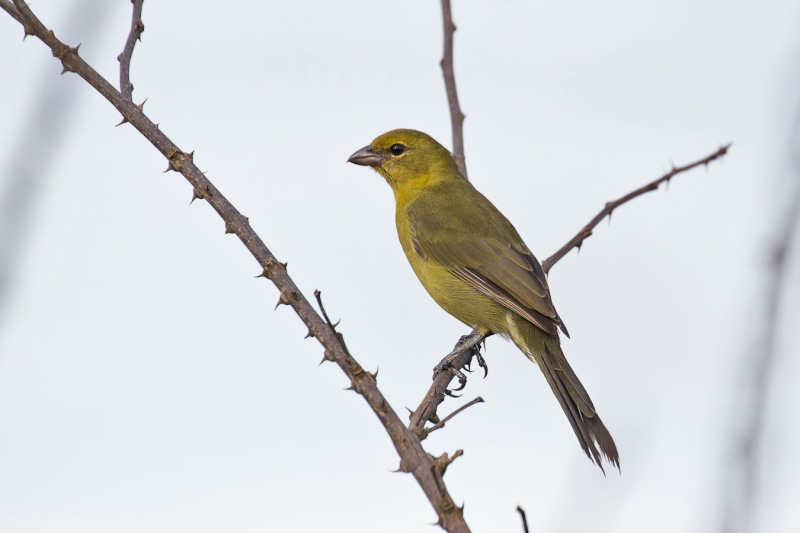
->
(542, 144), (731, 273)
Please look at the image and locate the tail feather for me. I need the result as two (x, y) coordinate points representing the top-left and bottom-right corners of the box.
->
(511, 315), (619, 472)
(539, 345), (619, 472)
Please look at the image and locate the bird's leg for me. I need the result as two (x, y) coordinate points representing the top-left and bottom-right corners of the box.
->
(433, 329), (486, 395)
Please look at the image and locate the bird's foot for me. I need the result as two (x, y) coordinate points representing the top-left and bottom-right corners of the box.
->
(432, 329), (487, 396)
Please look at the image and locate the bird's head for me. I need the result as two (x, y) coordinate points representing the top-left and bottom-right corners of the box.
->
(348, 129), (463, 189)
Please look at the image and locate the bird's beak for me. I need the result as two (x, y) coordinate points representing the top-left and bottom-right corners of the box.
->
(347, 145), (384, 167)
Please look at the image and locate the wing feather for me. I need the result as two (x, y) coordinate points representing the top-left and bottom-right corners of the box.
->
(410, 212), (569, 337)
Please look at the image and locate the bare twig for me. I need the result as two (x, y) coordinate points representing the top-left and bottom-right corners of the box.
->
(117, 0), (144, 101)
(2, 2), (470, 531)
(419, 396), (484, 440)
(440, 0), (467, 179)
(516, 506), (530, 533)
(542, 144), (731, 273)
(314, 289), (352, 361)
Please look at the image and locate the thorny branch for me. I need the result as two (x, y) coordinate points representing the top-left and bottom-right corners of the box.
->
(0, 1), (470, 531)
(440, 0), (467, 179)
(542, 144), (731, 273)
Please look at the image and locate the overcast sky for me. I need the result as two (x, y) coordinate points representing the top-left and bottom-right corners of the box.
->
(1, 1), (800, 532)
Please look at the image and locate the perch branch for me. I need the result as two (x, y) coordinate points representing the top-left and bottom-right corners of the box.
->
(409, 333), (484, 439)
(542, 144), (731, 273)
(440, 0), (467, 179)
(2, 2), (470, 531)
(117, 0), (144, 101)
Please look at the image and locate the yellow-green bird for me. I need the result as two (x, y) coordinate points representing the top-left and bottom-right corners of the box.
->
(348, 129), (619, 471)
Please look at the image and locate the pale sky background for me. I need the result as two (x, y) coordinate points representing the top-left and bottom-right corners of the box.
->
(1, 1), (800, 532)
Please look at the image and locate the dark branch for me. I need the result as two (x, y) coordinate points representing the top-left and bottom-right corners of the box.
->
(516, 506), (530, 533)
(440, 0), (467, 179)
(117, 0), (144, 101)
(542, 144), (731, 273)
(3, 2), (470, 531)
(419, 396), (483, 440)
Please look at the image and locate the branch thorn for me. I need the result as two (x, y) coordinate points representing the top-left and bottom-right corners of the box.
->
(274, 291), (291, 309)
(190, 187), (204, 203)
(319, 349), (336, 365)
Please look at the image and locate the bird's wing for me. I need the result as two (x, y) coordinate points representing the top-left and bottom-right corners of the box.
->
(409, 201), (568, 337)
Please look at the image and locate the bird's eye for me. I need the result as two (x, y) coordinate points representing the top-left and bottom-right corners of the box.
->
(390, 144), (406, 156)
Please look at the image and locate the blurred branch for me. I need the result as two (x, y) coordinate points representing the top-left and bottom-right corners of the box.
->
(1, 2), (470, 531)
(440, 0), (467, 179)
(117, 0), (144, 101)
(542, 143), (731, 273)
(721, 126), (800, 533)
(0, 0), (114, 328)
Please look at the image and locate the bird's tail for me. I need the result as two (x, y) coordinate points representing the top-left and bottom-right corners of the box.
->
(511, 316), (619, 473)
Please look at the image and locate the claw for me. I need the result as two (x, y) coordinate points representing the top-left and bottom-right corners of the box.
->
(450, 367), (467, 391)
(432, 329), (488, 394)
(475, 349), (488, 378)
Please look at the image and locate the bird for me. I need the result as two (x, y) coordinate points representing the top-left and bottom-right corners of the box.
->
(348, 129), (619, 472)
